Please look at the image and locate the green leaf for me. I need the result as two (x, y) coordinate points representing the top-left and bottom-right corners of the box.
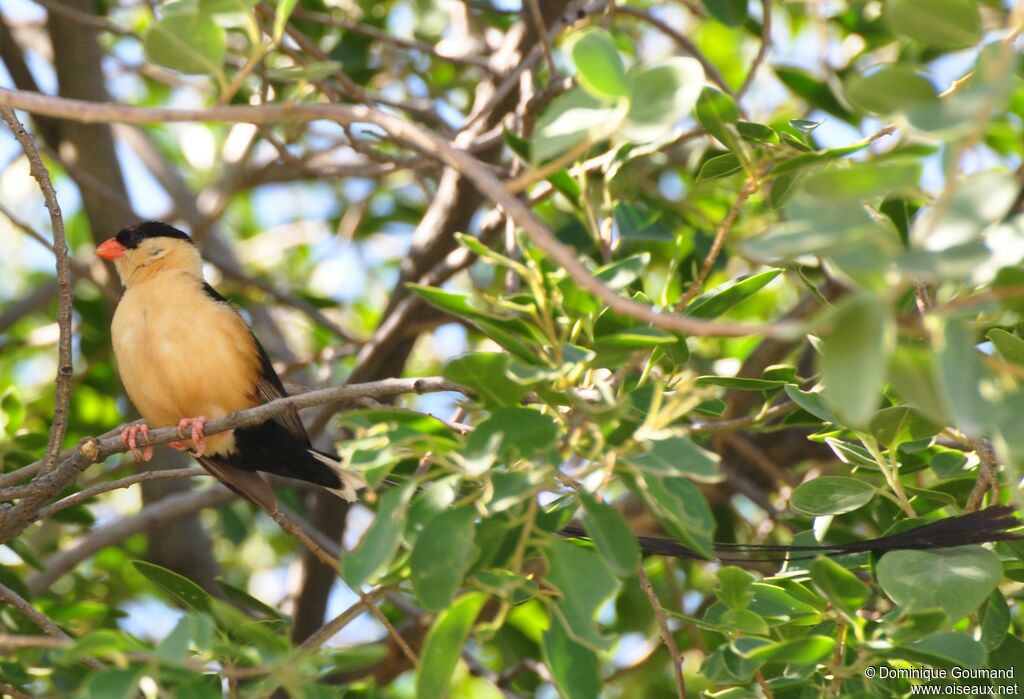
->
(686, 270), (781, 319)
(532, 87), (623, 162)
(790, 476), (875, 516)
(144, 13), (225, 75)
(410, 506), (479, 612)
(844, 64), (938, 115)
(624, 435), (721, 481)
(885, 0), (982, 49)
(802, 161), (921, 201)
(888, 344), (949, 425)
(266, 61), (342, 83)
(545, 540), (618, 650)
(936, 319), (1001, 435)
(988, 329), (1024, 365)
(632, 474), (716, 559)
(819, 294), (894, 425)
(911, 171), (1018, 252)
(215, 579), (287, 621)
(697, 152), (743, 180)
(783, 386), (835, 423)
(1, 389), (25, 436)
(896, 632), (987, 668)
(156, 613), (214, 665)
(703, 0), (748, 25)
(594, 253), (649, 290)
(877, 546), (1003, 622)
(465, 407), (559, 462)
(342, 480), (416, 588)
(444, 353), (528, 407)
(775, 67), (856, 124)
(716, 566), (755, 610)
(696, 87), (741, 151)
(980, 590), (1010, 652)
(736, 120), (778, 144)
(569, 29), (629, 100)
(748, 583), (821, 624)
(86, 668), (143, 699)
(621, 58), (705, 143)
(809, 556), (871, 617)
(579, 491), (640, 578)
(739, 635), (835, 663)
(542, 612), (602, 699)
(132, 561), (213, 614)
(416, 592), (487, 699)
(272, 0), (299, 43)
(867, 406), (941, 449)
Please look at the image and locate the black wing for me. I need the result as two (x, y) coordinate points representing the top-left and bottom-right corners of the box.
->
(202, 283), (311, 447)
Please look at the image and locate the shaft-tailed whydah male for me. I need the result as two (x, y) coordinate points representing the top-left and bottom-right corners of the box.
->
(98, 221), (1020, 560)
(97, 221), (367, 513)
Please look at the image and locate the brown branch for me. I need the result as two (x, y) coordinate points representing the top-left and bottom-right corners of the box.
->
(636, 565), (686, 699)
(525, 0), (559, 78)
(0, 108), (74, 475)
(965, 437), (1000, 512)
(0, 88), (798, 339)
(0, 377), (464, 546)
(295, 585), (392, 653)
(37, 467), (205, 518)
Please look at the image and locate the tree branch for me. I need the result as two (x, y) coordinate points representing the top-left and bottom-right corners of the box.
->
(0, 88), (799, 340)
(0, 377), (464, 545)
(0, 107), (74, 475)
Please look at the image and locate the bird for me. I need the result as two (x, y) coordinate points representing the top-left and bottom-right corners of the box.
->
(96, 221), (366, 513)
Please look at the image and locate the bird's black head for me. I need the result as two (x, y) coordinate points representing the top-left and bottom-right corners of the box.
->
(114, 221), (193, 249)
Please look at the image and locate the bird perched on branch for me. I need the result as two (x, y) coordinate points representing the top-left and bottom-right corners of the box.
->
(97, 221), (366, 512)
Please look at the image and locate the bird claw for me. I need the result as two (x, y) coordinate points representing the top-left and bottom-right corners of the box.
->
(176, 416), (208, 457)
(121, 423), (154, 462)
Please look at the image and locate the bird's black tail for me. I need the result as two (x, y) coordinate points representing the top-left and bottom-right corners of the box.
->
(560, 506), (1023, 563)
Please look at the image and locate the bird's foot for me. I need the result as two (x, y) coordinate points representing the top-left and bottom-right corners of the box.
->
(121, 423), (154, 462)
(176, 416), (209, 457)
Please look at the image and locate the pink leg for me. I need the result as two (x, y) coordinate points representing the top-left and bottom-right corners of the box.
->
(120, 423), (154, 462)
(176, 416), (209, 457)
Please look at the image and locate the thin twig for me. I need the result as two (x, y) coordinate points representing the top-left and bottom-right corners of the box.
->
(636, 565), (686, 699)
(268, 509), (420, 668)
(0, 582), (103, 670)
(0, 108), (74, 474)
(525, 0), (559, 78)
(296, 585), (392, 653)
(37, 467), (205, 518)
(676, 176), (759, 309)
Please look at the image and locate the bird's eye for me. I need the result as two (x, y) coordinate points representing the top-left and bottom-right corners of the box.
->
(148, 246), (164, 257)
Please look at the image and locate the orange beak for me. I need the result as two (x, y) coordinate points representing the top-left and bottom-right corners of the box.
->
(96, 238), (126, 260)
